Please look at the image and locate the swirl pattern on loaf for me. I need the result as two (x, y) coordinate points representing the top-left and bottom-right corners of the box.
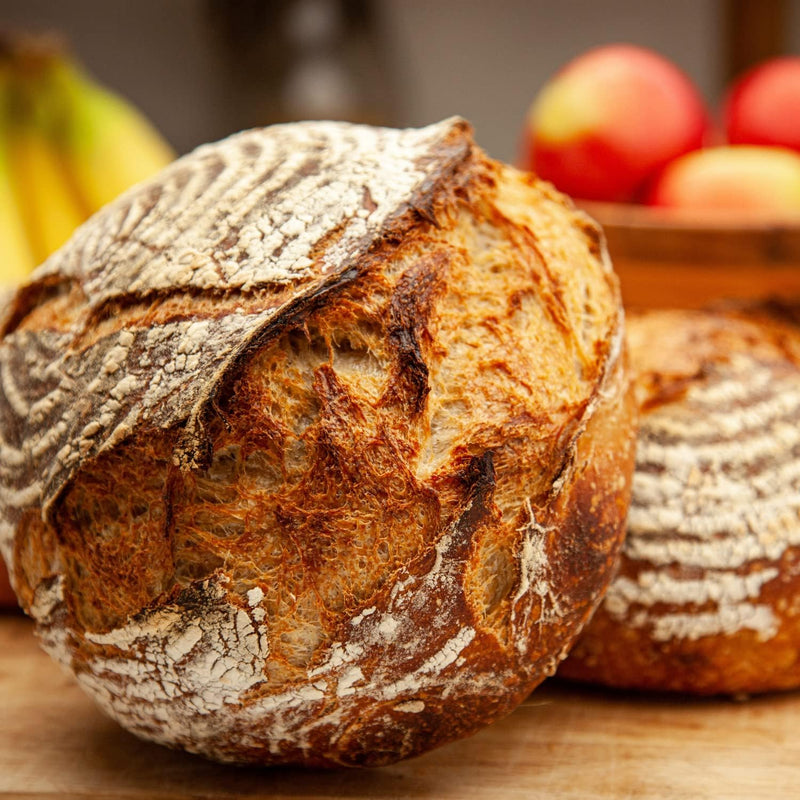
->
(560, 303), (800, 694)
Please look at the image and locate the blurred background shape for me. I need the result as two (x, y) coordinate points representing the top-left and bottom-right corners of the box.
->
(1, 0), (797, 162)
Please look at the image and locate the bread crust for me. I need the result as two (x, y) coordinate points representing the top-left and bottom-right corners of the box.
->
(560, 303), (800, 695)
(0, 119), (635, 764)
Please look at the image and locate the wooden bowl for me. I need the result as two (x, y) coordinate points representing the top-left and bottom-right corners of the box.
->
(581, 202), (800, 309)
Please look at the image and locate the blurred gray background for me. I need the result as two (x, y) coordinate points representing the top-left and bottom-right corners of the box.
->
(1, 0), (798, 162)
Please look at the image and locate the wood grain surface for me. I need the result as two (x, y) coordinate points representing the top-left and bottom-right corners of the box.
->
(2, 612), (799, 799)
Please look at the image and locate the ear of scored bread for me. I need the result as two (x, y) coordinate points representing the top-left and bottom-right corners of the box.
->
(0, 118), (475, 520)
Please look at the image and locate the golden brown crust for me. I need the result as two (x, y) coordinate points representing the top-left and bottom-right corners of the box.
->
(560, 303), (800, 695)
(0, 120), (634, 764)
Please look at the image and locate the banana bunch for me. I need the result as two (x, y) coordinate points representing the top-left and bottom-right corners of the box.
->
(0, 35), (176, 287)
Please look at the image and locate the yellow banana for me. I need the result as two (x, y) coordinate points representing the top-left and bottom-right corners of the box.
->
(50, 60), (175, 212)
(0, 71), (36, 284)
(0, 34), (175, 277)
(6, 66), (86, 264)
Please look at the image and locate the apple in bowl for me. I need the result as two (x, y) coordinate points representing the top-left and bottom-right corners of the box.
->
(724, 57), (800, 153)
(522, 44), (710, 203)
(520, 46), (800, 310)
(646, 145), (800, 216)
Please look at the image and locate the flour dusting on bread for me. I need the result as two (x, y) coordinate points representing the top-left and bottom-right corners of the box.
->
(561, 305), (800, 694)
(0, 119), (635, 765)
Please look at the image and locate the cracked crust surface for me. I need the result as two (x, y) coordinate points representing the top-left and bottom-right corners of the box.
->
(0, 119), (635, 765)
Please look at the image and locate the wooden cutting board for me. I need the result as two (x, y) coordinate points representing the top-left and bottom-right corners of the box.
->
(2, 613), (800, 799)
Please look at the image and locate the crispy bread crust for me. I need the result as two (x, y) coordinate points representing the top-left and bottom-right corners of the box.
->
(0, 119), (634, 764)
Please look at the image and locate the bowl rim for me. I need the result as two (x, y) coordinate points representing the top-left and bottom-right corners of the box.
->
(579, 200), (800, 233)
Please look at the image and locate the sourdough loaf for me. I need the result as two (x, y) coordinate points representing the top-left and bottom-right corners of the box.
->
(0, 118), (635, 765)
(560, 303), (800, 694)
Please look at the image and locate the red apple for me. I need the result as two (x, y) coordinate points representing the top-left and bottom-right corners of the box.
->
(646, 145), (800, 214)
(522, 45), (710, 202)
(724, 57), (800, 152)
(0, 561), (18, 610)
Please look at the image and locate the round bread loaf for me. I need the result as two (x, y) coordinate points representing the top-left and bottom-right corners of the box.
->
(560, 303), (800, 695)
(0, 118), (635, 765)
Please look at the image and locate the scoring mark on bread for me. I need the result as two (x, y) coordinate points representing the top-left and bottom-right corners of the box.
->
(385, 250), (450, 415)
(604, 327), (800, 643)
(0, 119), (476, 522)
